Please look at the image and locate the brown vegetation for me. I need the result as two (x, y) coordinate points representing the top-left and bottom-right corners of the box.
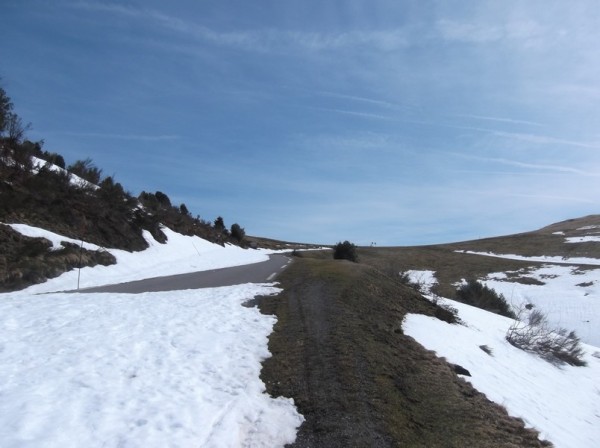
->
(258, 253), (551, 447)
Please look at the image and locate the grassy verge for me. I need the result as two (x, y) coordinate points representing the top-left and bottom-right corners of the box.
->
(258, 253), (550, 447)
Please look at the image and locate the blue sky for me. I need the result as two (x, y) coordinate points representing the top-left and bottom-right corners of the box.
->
(3, 1), (600, 245)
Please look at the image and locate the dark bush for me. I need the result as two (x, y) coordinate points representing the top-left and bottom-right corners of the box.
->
(456, 279), (516, 318)
(67, 158), (102, 185)
(155, 191), (171, 207)
(41, 151), (65, 168)
(214, 216), (225, 232)
(230, 223), (245, 242)
(333, 240), (358, 262)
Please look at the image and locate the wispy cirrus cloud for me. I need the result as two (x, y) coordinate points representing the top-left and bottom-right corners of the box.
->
(314, 107), (395, 121)
(435, 18), (545, 46)
(72, 2), (411, 53)
(56, 131), (180, 141)
(316, 91), (406, 110)
(493, 132), (600, 150)
(451, 152), (598, 176)
(455, 113), (544, 127)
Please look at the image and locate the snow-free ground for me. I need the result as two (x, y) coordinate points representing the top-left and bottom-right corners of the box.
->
(0, 225), (303, 447)
(403, 270), (600, 448)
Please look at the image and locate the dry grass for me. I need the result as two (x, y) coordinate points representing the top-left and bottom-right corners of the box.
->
(358, 215), (600, 300)
(258, 253), (551, 447)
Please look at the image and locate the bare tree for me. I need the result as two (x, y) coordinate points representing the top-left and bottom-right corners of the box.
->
(5, 112), (31, 144)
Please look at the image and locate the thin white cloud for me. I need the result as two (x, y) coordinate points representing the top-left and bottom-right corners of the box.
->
(450, 152), (598, 176)
(493, 132), (600, 150)
(315, 91), (421, 113)
(455, 113), (544, 127)
(436, 19), (504, 43)
(436, 17), (545, 47)
(504, 192), (595, 204)
(57, 132), (180, 141)
(283, 29), (409, 52)
(485, 158), (592, 175)
(73, 2), (411, 53)
(315, 107), (394, 121)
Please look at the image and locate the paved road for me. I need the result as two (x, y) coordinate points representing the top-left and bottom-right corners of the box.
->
(80, 254), (292, 293)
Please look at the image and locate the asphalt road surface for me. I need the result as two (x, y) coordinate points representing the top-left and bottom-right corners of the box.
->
(79, 253), (292, 293)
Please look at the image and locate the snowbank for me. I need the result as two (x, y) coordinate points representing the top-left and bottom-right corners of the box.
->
(0, 223), (304, 446)
(6, 223), (281, 294)
(0, 285), (303, 447)
(457, 250), (600, 266)
(484, 265), (600, 347)
(403, 270), (600, 448)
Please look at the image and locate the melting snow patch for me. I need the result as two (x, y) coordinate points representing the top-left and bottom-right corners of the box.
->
(457, 250), (600, 266)
(483, 265), (600, 347)
(577, 225), (600, 231)
(0, 285), (303, 447)
(565, 236), (600, 243)
(404, 270), (437, 294)
(404, 298), (600, 448)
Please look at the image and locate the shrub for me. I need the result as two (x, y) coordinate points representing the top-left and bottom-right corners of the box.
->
(506, 307), (587, 366)
(230, 223), (245, 242)
(333, 240), (358, 262)
(154, 191), (171, 207)
(67, 158), (102, 184)
(214, 216), (225, 232)
(41, 151), (65, 168)
(456, 279), (516, 318)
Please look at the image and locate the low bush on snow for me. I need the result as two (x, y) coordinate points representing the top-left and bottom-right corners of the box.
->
(455, 279), (516, 319)
(506, 307), (587, 367)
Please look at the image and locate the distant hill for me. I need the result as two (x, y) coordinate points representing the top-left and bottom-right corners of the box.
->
(441, 214), (600, 259)
(359, 214), (600, 301)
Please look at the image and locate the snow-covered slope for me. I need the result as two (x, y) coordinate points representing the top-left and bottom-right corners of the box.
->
(7, 223), (279, 295)
(483, 263), (600, 347)
(0, 225), (303, 447)
(403, 270), (600, 448)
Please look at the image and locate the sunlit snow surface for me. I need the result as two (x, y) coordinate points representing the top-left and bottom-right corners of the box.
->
(457, 250), (600, 266)
(7, 223), (277, 294)
(454, 249), (600, 347)
(0, 224), (303, 447)
(484, 265), (600, 347)
(403, 271), (600, 448)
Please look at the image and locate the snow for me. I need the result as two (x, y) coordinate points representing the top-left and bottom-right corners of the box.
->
(0, 224), (303, 447)
(404, 270), (437, 293)
(458, 250), (600, 266)
(483, 265), (600, 347)
(403, 272), (600, 448)
(577, 225), (600, 231)
(566, 236), (600, 243)
(6, 223), (280, 294)
(0, 285), (303, 447)
(31, 156), (97, 190)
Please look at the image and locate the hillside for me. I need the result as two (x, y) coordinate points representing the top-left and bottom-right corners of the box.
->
(260, 220), (600, 447)
(359, 215), (600, 300)
(1, 115), (288, 291)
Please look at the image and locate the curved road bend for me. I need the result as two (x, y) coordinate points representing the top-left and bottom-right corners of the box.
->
(79, 254), (292, 294)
